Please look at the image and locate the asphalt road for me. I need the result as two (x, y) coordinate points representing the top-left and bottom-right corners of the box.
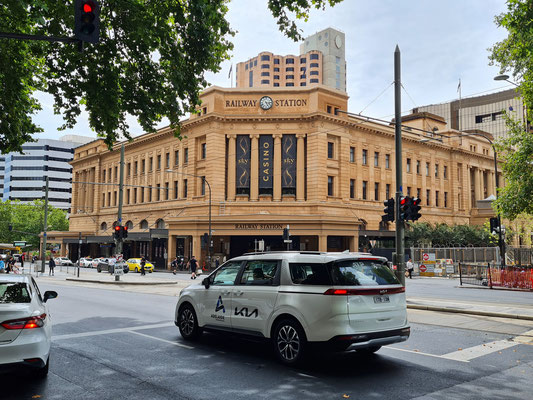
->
(1, 279), (532, 400)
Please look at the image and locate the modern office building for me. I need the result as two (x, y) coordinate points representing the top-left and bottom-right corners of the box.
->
(46, 85), (501, 269)
(414, 88), (527, 140)
(236, 27), (346, 93)
(0, 136), (93, 210)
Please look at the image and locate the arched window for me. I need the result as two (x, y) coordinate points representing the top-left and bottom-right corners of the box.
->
(112, 221), (118, 228)
(125, 220), (133, 230)
(140, 220), (149, 230)
(155, 219), (166, 229)
(100, 222), (107, 231)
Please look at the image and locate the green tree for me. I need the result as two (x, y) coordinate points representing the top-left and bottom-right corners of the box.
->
(0, 200), (69, 250)
(406, 223), (497, 248)
(489, 0), (533, 218)
(0, 0), (342, 153)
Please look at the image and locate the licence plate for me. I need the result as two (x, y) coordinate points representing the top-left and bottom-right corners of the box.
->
(374, 295), (390, 303)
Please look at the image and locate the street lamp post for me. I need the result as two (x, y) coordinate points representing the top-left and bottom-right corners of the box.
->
(166, 169), (212, 269)
(421, 132), (505, 266)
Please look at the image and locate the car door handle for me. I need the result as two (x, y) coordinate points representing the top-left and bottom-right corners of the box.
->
(234, 290), (244, 296)
(221, 290), (232, 296)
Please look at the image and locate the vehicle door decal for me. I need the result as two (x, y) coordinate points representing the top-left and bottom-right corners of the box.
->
(234, 307), (258, 318)
(215, 296), (225, 313)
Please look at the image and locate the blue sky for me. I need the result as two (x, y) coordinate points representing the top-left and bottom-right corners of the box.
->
(34, 0), (513, 141)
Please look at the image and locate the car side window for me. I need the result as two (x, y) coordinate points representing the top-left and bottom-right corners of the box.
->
(31, 277), (43, 303)
(289, 263), (332, 285)
(211, 262), (242, 286)
(240, 260), (279, 285)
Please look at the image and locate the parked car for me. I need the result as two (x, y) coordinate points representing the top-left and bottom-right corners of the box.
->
(91, 258), (105, 268)
(0, 275), (58, 377)
(96, 259), (129, 274)
(55, 257), (73, 266)
(77, 258), (93, 268)
(126, 258), (154, 273)
(175, 251), (410, 366)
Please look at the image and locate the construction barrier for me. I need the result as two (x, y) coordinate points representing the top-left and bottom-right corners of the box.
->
(459, 263), (533, 291)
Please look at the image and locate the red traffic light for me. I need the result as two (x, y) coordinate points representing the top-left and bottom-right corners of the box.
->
(115, 226), (120, 232)
(83, 3), (94, 12)
(123, 226), (128, 231)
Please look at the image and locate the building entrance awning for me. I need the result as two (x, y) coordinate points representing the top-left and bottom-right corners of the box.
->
(86, 235), (114, 244)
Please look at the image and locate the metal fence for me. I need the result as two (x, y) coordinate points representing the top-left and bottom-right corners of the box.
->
(459, 263), (533, 291)
(411, 247), (500, 264)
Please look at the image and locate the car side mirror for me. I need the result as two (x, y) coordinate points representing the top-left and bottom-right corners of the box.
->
(202, 277), (210, 289)
(43, 291), (58, 303)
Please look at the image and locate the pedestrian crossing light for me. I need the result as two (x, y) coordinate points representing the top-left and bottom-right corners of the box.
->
(489, 217), (499, 234)
(382, 198), (395, 222)
(122, 225), (128, 239)
(114, 225), (121, 240)
(75, 0), (100, 43)
(408, 197), (422, 221)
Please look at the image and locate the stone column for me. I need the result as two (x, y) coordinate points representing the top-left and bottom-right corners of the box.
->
(319, 234), (328, 252)
(296, 134), (305, 201)
(192, 234), (202, 265)
(89, 167), (95, 212)
(227, 134), (236, 201)
(71, 172), (78, 214)
(168, 235), (176, 270)
(273, 133), (282, 201)
(250, 134), (259, 201)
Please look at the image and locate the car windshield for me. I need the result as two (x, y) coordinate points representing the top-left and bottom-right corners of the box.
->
(0, 282), (31, 303)
(289, 259), (399, 286)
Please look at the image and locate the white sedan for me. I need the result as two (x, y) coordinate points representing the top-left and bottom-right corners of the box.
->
(55, 257), (73, 266)
(0, 275), (57, 377)
(78, 258), (93, 268)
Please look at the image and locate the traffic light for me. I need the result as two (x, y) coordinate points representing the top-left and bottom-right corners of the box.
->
(8, 224), (13, 231)
(122, 225), (128, 239)
(283, 227), (290, 241)
(382, 198), (395, 222)
(74, 0), (100, 43)
(490, 217), (499, 234)
(201, 233), (209, 249)
(399, 196), (410, 221)
(114, 225), (121, 239)
(408, 197), (422, 221)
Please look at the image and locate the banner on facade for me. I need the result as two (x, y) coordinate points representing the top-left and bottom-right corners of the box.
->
(282, 134), (296, 188)
(259, 135), (273, 189)
(236, 135), (251, 188)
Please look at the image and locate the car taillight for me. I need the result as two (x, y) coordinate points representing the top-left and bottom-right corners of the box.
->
(1, 314), (47, 330)
(323, 287), (405, 295)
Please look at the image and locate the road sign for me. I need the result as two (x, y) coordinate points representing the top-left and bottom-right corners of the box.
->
(13, 241), (26, 247)
(419, 264), (427, 272)
(422, 253), (429, 261)
(284, 240), (292, 243)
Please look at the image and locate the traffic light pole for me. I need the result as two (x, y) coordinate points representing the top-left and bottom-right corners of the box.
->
(41, 177), (49, 275)
(394, 46), (406, 286)
(115, 144), (125, 281)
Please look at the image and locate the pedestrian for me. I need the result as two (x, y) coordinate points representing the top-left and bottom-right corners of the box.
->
(0, 258), (5, 273)
(188, 255), (198, 280)
(6, 256), (15, 274)
(49, 256), (56, 276)
(20, 255), (24, 273)
(406, 258), (414, 279)
(140, 256), (146, 276)
(171, 257), (179, 275)
(215, 257), (220, 269)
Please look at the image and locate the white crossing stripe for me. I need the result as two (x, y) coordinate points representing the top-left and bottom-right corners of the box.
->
(52, 322), (175, 341)
(386, 347), (469, 363)
(513, 329), (533, 346)
(129, 330), (194, 349)
(441, 340), (517, 362)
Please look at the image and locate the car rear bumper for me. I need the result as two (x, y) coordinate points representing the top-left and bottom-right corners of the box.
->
(0, 330), (50, 367)
(314, 327), (411, 352)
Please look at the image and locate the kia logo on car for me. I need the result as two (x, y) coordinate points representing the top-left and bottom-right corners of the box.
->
(380, 289), (388, 294)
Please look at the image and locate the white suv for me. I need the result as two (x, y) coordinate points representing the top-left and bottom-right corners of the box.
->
(175, 251), (410, 365)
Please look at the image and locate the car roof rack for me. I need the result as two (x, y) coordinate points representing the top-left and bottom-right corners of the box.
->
(241, 251), (327, 256)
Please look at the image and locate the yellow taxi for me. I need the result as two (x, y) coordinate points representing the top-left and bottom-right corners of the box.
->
(126, 258), (154, 273)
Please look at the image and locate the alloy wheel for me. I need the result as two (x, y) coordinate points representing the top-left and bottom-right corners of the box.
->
(180, 308), (195, 337)
(277, 324), (300, 362)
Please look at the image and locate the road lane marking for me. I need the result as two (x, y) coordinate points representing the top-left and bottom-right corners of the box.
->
(129, 330), (194, 349)
(513, 329), (533, 346)
(52, 322), (175, 341)
(385, 346), (469, 362)
(440, 340), (517, 362)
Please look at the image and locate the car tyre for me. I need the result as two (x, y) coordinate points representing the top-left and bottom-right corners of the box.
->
(149, 270), (152, 273)
(135, 267), (139, 273)
(178, 303), (202, 341)
(273, 318), (307, 366)
(97, 266), (101, 273)
(34, 357), (49, 378)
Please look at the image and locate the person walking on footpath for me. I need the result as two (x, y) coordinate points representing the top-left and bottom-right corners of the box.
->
(171, 257), (179, 275)
(188, 255), (198, 280)
(0, 258), (5, 273)
(406, 258), (414, 279)
(49, 256), (56, 276)
(140, 256), (146, 276)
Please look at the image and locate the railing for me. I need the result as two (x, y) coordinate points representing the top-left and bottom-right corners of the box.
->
(459, 263), (533, 291)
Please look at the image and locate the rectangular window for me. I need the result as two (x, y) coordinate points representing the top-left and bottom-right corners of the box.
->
(274, 83), (280, 87)
(260, 54), (270, 61)
(328, 176), (334, 196)
(126, 189), (130, 204)
(350, 179), (355, 199)
(102, 170), (106, 182)
(310, 53), (319, 60)
(157, 155), (161, 170)
(327, 105), (332, 114)
(362, 149), (367, 165)
(285, 67), (294, 72)
(141, 159), (145, 173)
(385, 154), (390, 169)
(374, 152), (379, 167)
(444, 192), (448, 208)
(435, 164), (439, 178)
(201, 143), (206, 159)
(406, 158), (411, 173)
(417, 188), (421, 199)
(407, 187), (411, 197)
(149, 157), (153, 172)
(274, 67), (280, 72)
(184, 148), (188, 164)
(114, 166), (117, 181)
(300, 57), (306, 63)
(165, 153), (170, 169)
(386, 184), (390, 199)
(133, 188), (137, 204)
(286, 58), (294, 64)
(274, 59), (280, 65)
(362, 181), (368, 200)
(261, 80), (270, 84)
(310, 70), (319, 76)
(201, 177), (206, 196)
(149, 187), (152, 202)
(127, 163), (131, 177)
(435, 191), (439, 206)
(261, 64), (269, 69)
(174, 180), (178, 199)
(416, 160), (420, 174)
(114, 191), (117, 206)
(183, 179), (188, 198)
(102, 193), (105, 207)
(141, 188), (144, 203)
(165, 182), (169, 200)
(261, 71), (270, 77)
(350, 147), (355, 163)
(310, 79), (319, 83)
(328, 142), (334, 159)
(134, 161), (138, 175)
(174, 150), (179, 166)
(249, 71), (253, 87)
(426, 189), (430, 206)
(426, 162), (430, 176)
(274, 75), (280, 80)
(286, 83), (294, 86)
(374, 183), (379, 201)
(157, 184), (161, 201)
(443, 165), (448, 179)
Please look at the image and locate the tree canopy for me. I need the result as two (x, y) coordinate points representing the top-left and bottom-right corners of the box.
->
(489, 0), (533, 219)
(0, 0), (341, 153)
(406, 223), (497, 248)
(0, 200), (69, 250)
